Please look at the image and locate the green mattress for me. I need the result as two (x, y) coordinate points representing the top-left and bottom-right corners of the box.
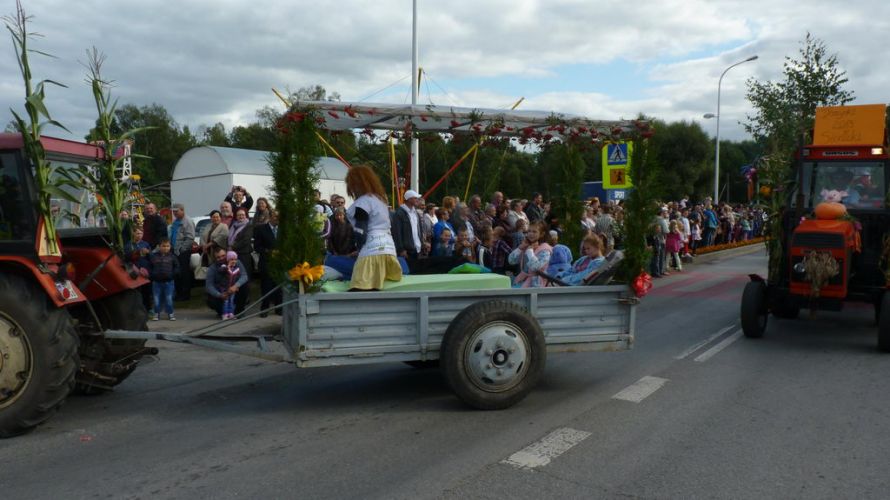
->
(322, 273), (512, 293)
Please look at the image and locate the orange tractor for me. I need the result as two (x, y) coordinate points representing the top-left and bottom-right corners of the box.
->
(0, 133), (152, 437)
(741, 104), (890, 350)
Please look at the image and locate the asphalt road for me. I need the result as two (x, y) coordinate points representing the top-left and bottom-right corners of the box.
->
(3, 248), (889, 499)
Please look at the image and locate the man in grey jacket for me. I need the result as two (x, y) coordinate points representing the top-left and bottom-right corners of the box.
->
(170, 203), (196, 301)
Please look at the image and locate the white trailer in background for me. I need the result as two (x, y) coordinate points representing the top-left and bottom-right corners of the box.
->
(170, 146), (349, 217)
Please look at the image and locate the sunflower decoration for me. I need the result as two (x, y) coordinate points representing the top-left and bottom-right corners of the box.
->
(288, 261), (325, 291)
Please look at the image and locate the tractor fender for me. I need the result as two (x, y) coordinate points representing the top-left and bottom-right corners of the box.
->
(0, 256), (86, 308)
(61, 245), (148, 302)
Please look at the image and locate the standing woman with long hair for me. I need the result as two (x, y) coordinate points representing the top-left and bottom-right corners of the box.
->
(252, 197), (272, 225)
(345, 165), (402, 290)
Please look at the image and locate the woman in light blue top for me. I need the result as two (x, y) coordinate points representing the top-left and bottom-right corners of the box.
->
(556, 234), (606, 286)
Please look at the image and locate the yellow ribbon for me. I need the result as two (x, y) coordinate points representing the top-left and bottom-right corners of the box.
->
(288, 261), (325, 286)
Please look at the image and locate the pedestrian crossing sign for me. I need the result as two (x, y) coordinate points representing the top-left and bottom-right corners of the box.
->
(602, 141), (633, 189)
(606, 142), (630, 165)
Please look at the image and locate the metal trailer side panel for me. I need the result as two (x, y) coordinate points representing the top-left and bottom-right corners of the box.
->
(285, 285), (635, 368)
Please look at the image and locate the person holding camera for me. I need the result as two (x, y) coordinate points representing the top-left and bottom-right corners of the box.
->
(224, 185), (253, 213)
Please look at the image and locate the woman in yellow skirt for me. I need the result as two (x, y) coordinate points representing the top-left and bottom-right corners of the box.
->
(345, 165), (403, 290)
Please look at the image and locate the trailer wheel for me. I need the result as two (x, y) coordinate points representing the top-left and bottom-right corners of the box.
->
(741, 281), (768, 338)
(0, 274), (78, 438)
(75, 290), (149, 394)
(441, 301), (545, 410)
(879, 293), (890, 352)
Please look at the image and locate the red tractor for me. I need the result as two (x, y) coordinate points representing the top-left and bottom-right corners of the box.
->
(741, 104), (890, 350)
(0, 133), (152, 437)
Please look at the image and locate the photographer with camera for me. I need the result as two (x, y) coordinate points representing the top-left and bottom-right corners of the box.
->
(224, 185), (253, 213)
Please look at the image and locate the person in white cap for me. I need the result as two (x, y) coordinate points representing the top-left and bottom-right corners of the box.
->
(392, 189), (424, 269)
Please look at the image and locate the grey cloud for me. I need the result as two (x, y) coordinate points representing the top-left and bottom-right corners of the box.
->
(2, 0), (887, 142)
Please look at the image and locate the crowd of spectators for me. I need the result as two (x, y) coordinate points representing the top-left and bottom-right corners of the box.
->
(322, 188), (631, 289)
(646, 196), (765, 278)
(122, 181), (765, 320)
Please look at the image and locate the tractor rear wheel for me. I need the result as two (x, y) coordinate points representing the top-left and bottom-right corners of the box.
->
(0, 274), (78, 438)
(75, 289), (149, 394)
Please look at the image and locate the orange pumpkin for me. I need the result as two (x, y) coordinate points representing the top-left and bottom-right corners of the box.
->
(814, 202), (847, 220)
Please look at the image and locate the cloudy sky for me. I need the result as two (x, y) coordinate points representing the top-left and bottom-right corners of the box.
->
(1, 0), (887, 143)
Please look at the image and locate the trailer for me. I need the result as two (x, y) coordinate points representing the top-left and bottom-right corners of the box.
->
(107, 279), (637, 409)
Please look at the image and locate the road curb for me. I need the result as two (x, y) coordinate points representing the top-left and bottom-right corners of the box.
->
(689, 242), (766, 265)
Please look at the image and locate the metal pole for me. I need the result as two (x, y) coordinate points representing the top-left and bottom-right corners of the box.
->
(714, 55), (757, 204)
(410, 0), (420, 193)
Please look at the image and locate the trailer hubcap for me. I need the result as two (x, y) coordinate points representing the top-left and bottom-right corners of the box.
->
(464, 321), (529, 392)
(0, 314), (33, 409)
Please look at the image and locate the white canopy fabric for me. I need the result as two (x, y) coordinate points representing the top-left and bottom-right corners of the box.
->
(291, 100), (648, 141)
(171, 146), (347, 180)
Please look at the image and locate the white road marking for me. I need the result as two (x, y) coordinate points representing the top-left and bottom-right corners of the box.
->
(501, 427), (592, 469)
(694, 329), (743, 363)
(675, 325), (736, 359)
(611, 376), (669, 403)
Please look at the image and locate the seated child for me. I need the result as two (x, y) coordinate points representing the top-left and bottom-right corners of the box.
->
(507, 221), (552, 288)
(490, 226), (513, 275)
(511, 218), (528, 250)
(455, 226), (476, 263)
(546, 229), (573, 275)
(432, 228), (454, 257)
(555, 234), (606, 286)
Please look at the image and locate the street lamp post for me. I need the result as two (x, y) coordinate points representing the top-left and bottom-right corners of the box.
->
(713, 55), (757, 204)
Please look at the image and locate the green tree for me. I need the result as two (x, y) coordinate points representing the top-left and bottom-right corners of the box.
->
(745, 32), (854, 150)
(744, 32), (854, 280)
(290, 85), (341, 102)
(648, 119), (714, 200)
(200, 122), (230, 146)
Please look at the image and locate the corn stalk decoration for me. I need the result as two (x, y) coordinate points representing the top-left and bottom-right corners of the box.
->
(82, 47), (153, 256)
(4, 1), (81, 256)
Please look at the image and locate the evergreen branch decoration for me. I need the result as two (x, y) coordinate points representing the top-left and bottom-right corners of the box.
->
(268, 106), (325, 291)
(548, 142), (586, 253)
(617, 134), (660, 283)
